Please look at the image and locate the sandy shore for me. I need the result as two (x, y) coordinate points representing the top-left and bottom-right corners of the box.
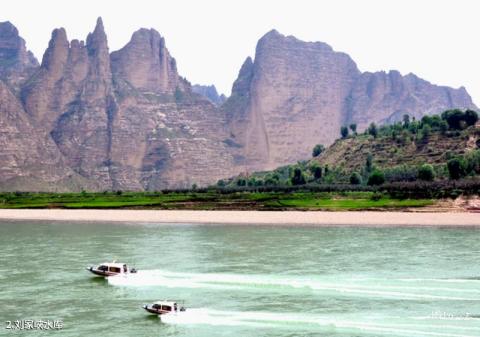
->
(0, 209), (478, 226)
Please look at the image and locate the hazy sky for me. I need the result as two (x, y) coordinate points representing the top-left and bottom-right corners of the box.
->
(2, 0), (479, 104)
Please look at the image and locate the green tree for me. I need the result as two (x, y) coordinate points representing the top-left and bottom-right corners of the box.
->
(365, 153), (373, 173)
(418, 164), (435, 181)
(465, 110), (479, 126)
(420, 124), (431, 142)
(309, 164), (323, 180)
(312, 144), (325, 157)
(447, 158), (466, 180)
(367, 170), (385, 185)
(439, 120), (448, 134)
(264, 174), (279, 186)
(349, 172), (362, 185)
(291, 168), (306, 185)
(402, 114), (410, 128)
(442, 109), (465, 130)
(349, 123), (357, 134)
(236, 178), (247, 186)
(340, 126), (349, 139)
(217, 179), (226, 187)
(368, 122), (378, 138)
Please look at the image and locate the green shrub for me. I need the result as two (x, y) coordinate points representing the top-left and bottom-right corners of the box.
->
(368, 123), (378, 138)
(349, 172), (362, 185)
(447, 158), (467, 180)
(349, 123), (357, 134)
(367, 170), (385, 185)
(312, 144), (325, 157)
(465, 110), (479, 126)
(310, 164), (323, 180)
(340, 126), (349, 138)
(236, 178), (247, 186)
(291, 168), (306, 185)
(418, 164), (435, 181)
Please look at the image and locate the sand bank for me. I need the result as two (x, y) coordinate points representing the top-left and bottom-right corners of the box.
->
(0, 209), (478, 226)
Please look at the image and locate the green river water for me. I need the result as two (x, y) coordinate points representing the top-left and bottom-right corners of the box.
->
(1, 221), (480, 336)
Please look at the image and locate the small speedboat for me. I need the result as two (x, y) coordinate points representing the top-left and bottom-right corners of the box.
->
(87, 261), (137, 277)
(143, 300), (186, 315)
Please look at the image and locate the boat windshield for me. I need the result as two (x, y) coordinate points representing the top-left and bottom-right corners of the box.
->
(98, 265), (108, 271)
(161, 305), (172, 312)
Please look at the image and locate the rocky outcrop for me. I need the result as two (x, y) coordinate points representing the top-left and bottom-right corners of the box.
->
(225, 30), (477, 170)
(22, 18), (115, 188)
(110, 28), (187, 94)
(192, 84), (226, 105)
(0, 22), (38, 92)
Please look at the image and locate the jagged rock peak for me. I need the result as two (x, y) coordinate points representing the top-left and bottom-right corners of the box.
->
(192, 84), (226, 105)
(41, 28), (69, 70)
(231, 56), (254, 96)
(0, 21), (38, 87)
(86, 17), (108, 54)
(110, 27), (184, 94)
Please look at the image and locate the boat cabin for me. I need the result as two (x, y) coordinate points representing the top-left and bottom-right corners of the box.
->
(97, 263), (128, 274)
(152, 301), (178, 313)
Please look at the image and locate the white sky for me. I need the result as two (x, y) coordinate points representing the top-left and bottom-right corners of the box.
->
(2, 0), (479, 104)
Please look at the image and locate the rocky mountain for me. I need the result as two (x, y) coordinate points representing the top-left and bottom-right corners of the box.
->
(18, 19), (237, 191)
(0, 21), (476, 191)
(223, 30), (477, 171)
(0, 22), (38, 92)
(192, 84), (226, 105)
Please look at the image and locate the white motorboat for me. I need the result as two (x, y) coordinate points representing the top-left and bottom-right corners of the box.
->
(87, 261), (137, 277)
(143, 300), (186, 315)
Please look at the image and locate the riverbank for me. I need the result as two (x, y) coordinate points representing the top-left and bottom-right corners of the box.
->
(0, 209), (479, 226)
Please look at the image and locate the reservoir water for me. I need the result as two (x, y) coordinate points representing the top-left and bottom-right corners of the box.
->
(1, 221), (479, 336)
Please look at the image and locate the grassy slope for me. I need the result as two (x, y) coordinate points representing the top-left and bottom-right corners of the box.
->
(314, 127), (478, 174)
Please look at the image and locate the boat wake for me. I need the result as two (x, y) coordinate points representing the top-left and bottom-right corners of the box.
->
(107, 270), (480, 301)
(160, 308), (479, 337)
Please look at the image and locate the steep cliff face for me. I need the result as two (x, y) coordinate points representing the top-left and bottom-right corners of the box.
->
(0, 22), (38, 92)
(226, 30), (360, 170)
(108, 28), (236, 190)
(225, 30), (477, 170)
(0, 81), (93, 191)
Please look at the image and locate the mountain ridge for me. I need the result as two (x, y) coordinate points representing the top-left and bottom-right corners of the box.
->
(0, 19), (476, 191)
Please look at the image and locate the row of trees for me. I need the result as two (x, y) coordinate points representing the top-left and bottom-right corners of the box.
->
(340, 109), (478, 141)
(223, 147), (480, 188)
